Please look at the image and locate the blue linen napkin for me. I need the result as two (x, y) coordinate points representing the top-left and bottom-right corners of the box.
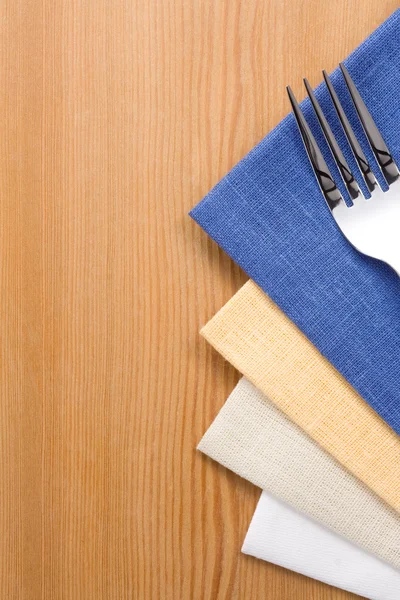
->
(190, 10), (400, 434)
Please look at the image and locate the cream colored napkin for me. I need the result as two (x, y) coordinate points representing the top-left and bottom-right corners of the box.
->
(198, 378), (400, 569)
(201, 280), (400, 513)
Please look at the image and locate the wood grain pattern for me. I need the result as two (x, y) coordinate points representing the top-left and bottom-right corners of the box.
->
(0, 0), (397, 598)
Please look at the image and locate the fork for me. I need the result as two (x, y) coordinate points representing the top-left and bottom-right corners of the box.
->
(287, 64), (400, 275)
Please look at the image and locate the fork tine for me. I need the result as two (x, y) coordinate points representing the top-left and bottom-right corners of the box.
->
(323, 70), (377, 193)
(304, 78), (361, 201)
(340, 63), (400, 186)
(287, 86), (344, 211)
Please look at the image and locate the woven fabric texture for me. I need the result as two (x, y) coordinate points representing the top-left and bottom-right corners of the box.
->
(201, 280), (400, 514)
(243, 491), (400, 600)
(198, 378), (400, 569)
(190, 10), (400, 434)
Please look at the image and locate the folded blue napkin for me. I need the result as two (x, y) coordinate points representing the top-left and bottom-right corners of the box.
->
(190, 10), (400, 434)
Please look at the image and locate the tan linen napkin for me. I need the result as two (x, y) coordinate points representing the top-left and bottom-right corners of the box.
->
(198, 378), (400, 569)
(201, 280), (400, 513)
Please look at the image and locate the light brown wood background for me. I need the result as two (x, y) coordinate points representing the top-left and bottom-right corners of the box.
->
(0, 0), (397, 598)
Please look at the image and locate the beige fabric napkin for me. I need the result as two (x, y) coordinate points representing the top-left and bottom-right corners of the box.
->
(201, 280), (400, 513)
(198, 378), (400, 569)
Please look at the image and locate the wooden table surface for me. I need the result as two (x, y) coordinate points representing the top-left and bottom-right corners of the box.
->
(1, 1), (397, 598)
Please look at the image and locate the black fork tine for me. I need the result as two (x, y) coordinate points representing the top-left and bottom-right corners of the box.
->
(304, 78), (361, 201)
(340, 63), (400, 186)
(323, 70), (377, 193)
(287, 86), (344, 211)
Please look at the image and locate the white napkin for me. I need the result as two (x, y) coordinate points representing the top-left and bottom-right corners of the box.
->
(243, 491), (400, 600)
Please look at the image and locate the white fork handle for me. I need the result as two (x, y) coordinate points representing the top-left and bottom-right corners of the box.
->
(334, 179), (400, 276)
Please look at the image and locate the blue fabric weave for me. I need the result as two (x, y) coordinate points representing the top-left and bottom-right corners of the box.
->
(190, 10), (400, 434)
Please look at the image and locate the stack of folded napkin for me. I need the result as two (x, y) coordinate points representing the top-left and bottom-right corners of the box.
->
(190, 9), (400, 599)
